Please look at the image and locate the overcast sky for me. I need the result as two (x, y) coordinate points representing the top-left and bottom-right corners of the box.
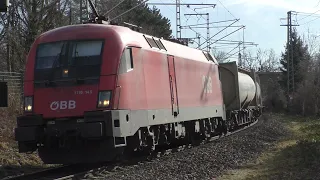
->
(147, 0), (320, 61)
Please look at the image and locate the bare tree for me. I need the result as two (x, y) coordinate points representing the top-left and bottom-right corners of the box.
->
(211, 48), (229, 63)
(242, 48), (280, 72)
(1, 0), (71, 72)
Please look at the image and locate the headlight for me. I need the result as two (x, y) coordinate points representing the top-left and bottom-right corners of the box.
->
(97, 91), (111, 108)
(24, 96), (33, 112)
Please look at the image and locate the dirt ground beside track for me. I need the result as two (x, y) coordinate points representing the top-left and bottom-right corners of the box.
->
(2, 113), (319, 180)
(0, 108), (50, 179)
(219, 114), (320, 180)
(82, 113), (290, 180)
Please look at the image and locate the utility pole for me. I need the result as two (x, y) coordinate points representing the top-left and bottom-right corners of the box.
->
(146, 2), (216, 41)
(280, 11), (299, 111)
(206, 13), (210, 52)
(197, 33), (200, 49)
(242, 27), (245, 64)
(238, 42), (242, 66)
(176, 0), (181, 39)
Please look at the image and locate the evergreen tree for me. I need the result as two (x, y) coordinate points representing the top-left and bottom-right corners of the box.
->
(95, 0), (172, 39)
(279, 29), (311, 94)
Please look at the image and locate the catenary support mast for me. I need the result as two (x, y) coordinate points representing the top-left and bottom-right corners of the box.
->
(280, 11), (299, 111)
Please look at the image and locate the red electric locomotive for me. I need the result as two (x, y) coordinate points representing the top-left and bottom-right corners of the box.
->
(12, 3), (262, 164)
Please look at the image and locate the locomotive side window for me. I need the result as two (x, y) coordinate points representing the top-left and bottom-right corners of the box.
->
(119, 48), (133, 74)
(154, 39), (166, 51)
(145, 36), (159, 49)
(143, 35), (167, 51)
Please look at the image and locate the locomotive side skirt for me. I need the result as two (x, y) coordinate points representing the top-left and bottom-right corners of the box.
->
(109, 106), (225, 138)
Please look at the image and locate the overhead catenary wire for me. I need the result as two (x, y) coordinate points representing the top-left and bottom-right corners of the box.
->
(194, 6), (215, 11)
(179, 0), (206, 41)
(175, 0), (214, 50)
(198, 19), (240, 47)
(222, 42), (241, 58)
(213, 44), (242, 48)
(180, 19), (239, 27)
(213, 0), (248, 45)
(103, 0), (126, 16)
(215, 0), (249, 55)
(299, 16), (320, 25)
(181, 25), (243, 29)
(216, 0), (237, 20)
(295, 10), (320, 21)
(188, 26), (208, 43)
(203, 26), (246, 50)
(291, 10), (320, 27)
(294, 11), (320, 16)
(146, 0), (216, 41)
(147, 0), (256, 54)
(183, 0), (212, 22)
(223, 47), (245, 60)
(212, 39), (257, 45)
(110, 0), (149, 21)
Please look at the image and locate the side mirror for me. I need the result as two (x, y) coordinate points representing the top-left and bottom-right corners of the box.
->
(0, 81), (8, 107)
(0, 0), (9, 13)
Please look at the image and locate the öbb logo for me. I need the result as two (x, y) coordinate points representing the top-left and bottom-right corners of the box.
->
(50, 100), (76, 110)
(202, 75), (212, 94)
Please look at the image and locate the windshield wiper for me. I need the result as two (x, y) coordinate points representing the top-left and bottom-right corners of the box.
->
(46, 43), (66, 87)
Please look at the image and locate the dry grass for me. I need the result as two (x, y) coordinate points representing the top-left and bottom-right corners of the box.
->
(0, 95), (20, 142)
(219, 113), (320, 180)
(0, 142), (45, 178)
(0, 95), (48, 179)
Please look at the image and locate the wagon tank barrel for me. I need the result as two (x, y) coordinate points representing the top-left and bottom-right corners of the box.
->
(218, 61), (262, 111)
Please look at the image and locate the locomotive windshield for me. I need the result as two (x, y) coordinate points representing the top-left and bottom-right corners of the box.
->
(34, 39), (104, 85)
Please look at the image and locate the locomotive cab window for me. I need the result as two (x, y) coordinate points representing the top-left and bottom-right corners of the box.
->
(119, 48), (133, 74)
(70, 40), (103, 66)
(36, 41), (66, 69)
(34, 39), (104, 83)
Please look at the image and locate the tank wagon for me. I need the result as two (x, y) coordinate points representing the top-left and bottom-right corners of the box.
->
(219, 62), (262, 130)
(11, 6), (262, 164)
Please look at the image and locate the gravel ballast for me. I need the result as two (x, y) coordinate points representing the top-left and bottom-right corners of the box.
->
(84, 114), (289, 180)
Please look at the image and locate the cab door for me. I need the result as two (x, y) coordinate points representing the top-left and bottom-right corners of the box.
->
(167, 55), (179, 117)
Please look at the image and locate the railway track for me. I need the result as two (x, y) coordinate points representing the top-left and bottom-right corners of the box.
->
(2, 164), (104, 180)
(4, 119), (259, 180)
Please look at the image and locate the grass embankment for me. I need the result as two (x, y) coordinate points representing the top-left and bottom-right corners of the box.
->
(0, 99), (48, 179)
(219, 113), (320, 180)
